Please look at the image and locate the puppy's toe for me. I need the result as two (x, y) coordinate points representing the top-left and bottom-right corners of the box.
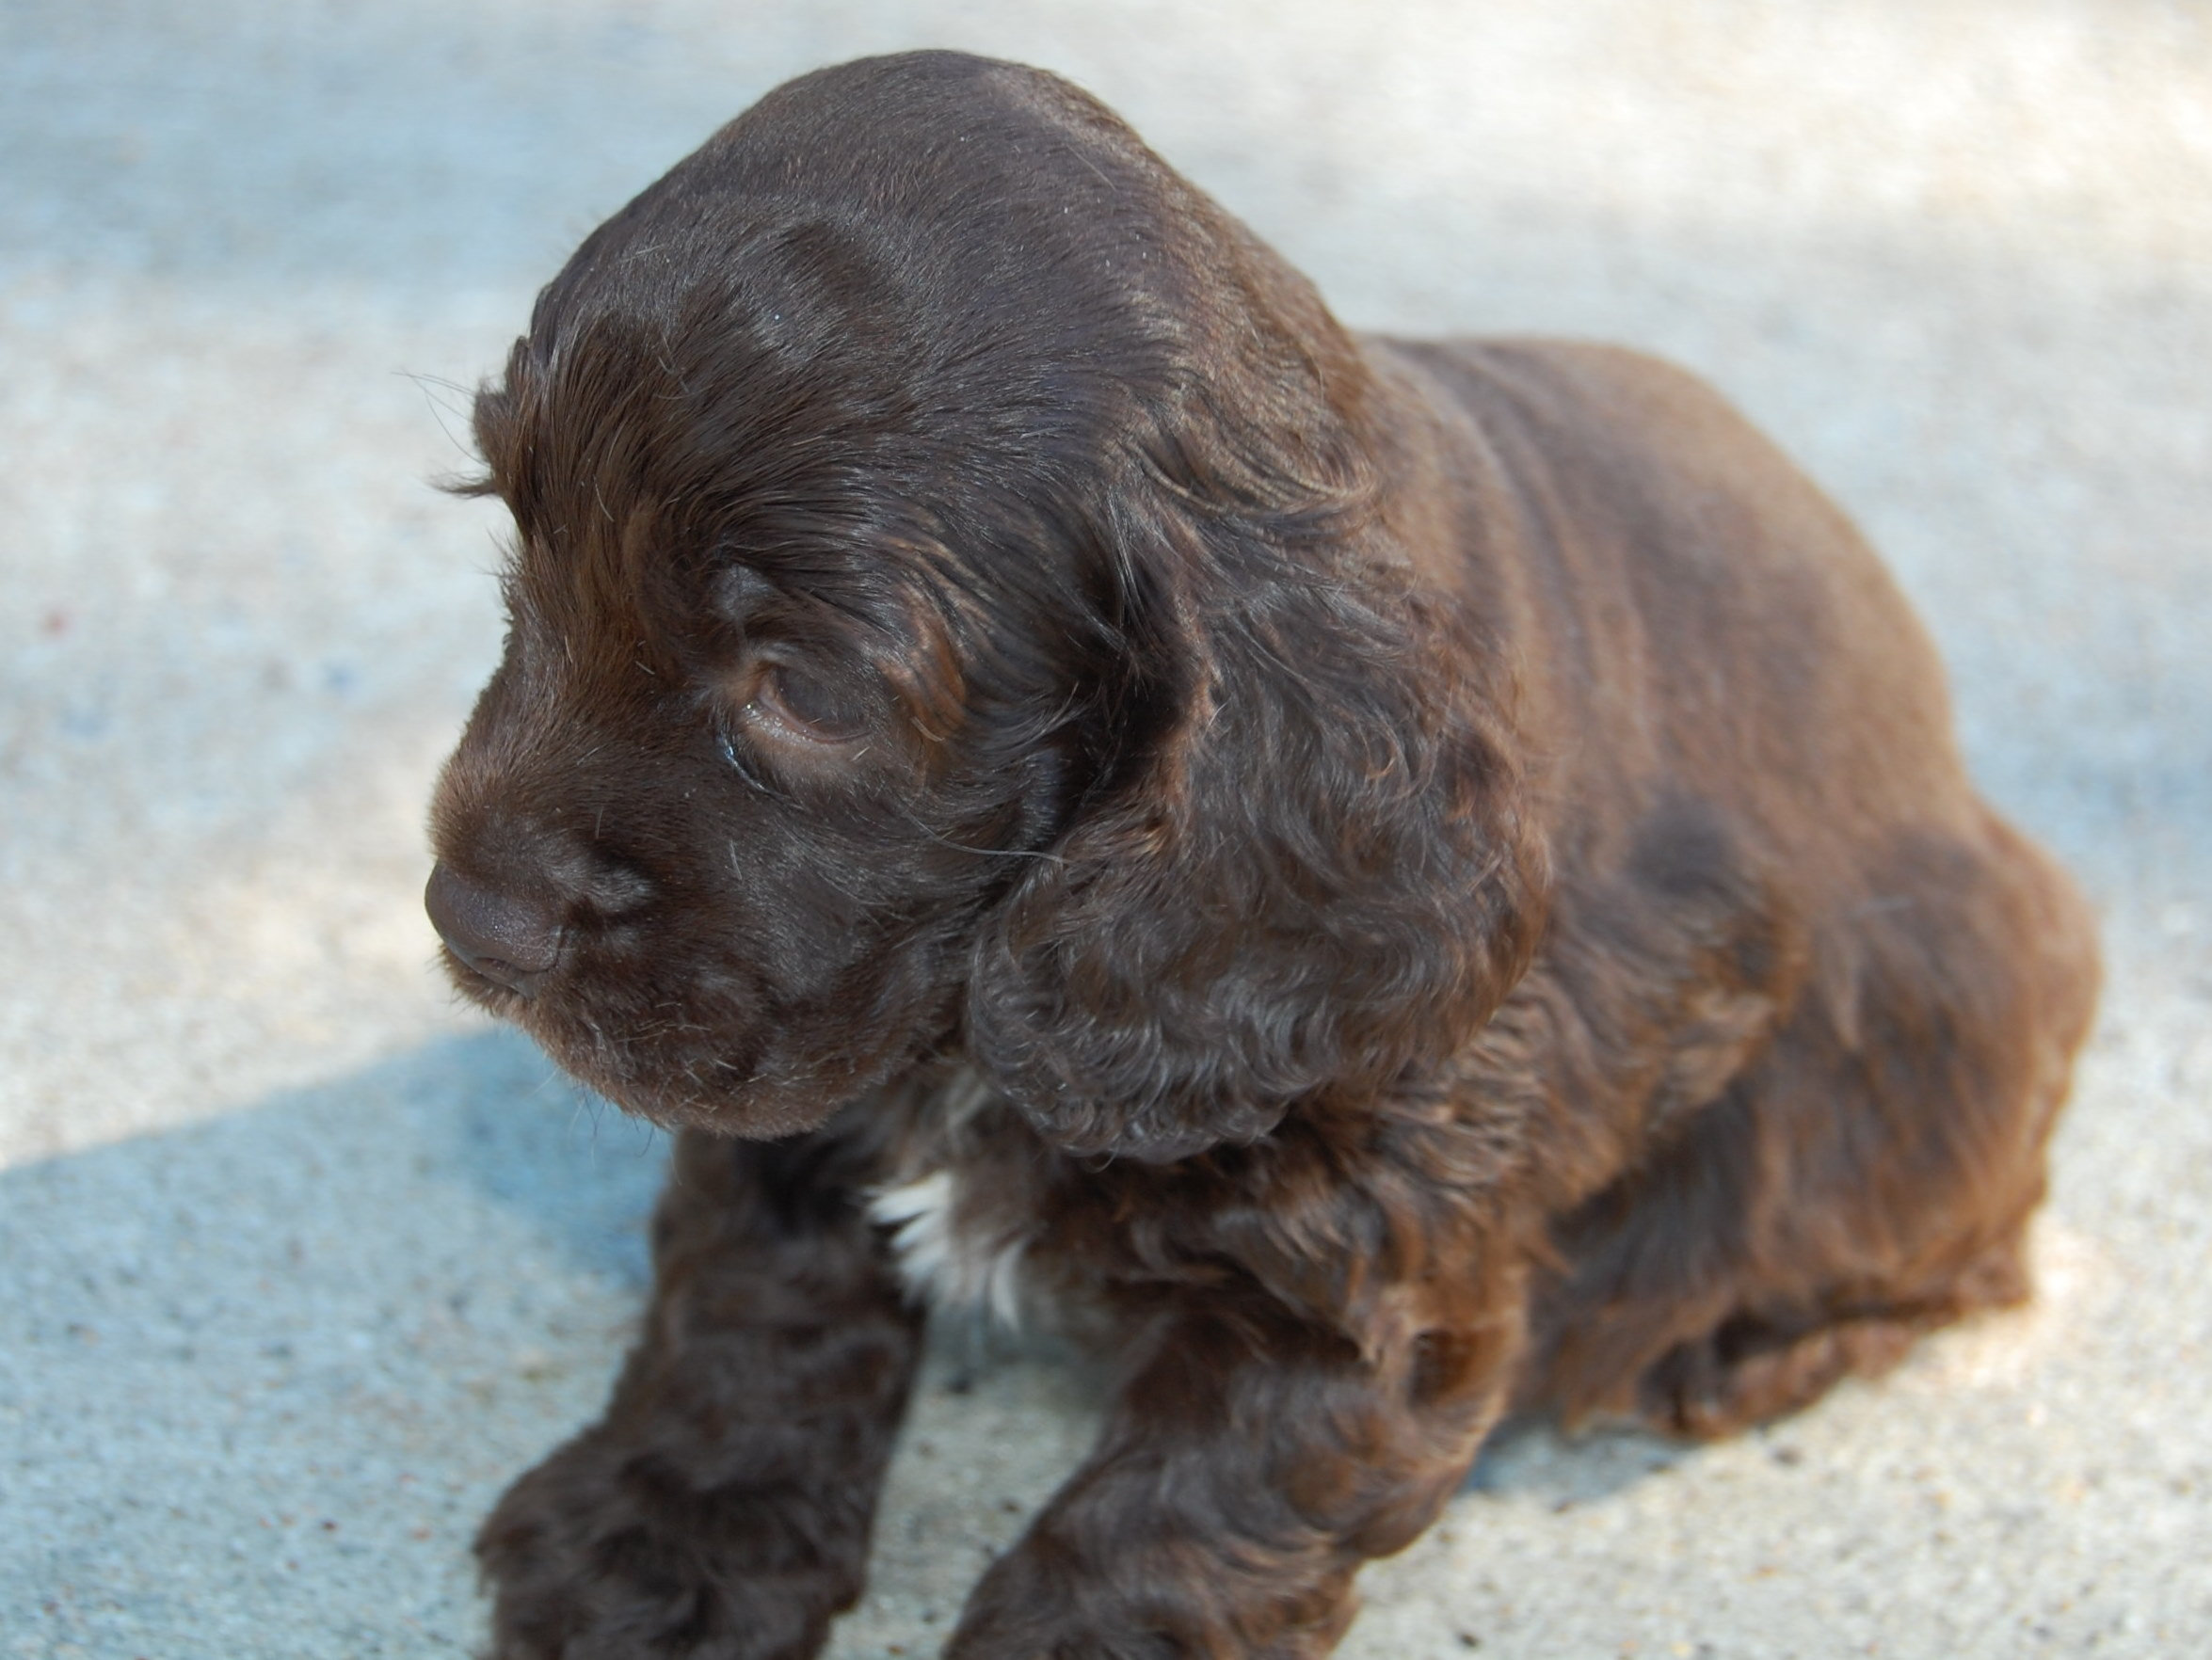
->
(476, 1433), (845, 1660)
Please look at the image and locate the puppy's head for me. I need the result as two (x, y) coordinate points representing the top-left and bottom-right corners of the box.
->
(427, 52), (1543, 1158)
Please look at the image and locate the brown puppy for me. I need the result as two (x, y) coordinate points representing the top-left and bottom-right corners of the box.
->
(425, 50), (2099, 1660)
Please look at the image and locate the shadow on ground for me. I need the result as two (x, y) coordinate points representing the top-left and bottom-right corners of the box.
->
(0, 1033), (665, 1657)
(0, 1031), (1714, 1656)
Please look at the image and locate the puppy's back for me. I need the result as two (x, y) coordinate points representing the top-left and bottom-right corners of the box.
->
(1378, 335), (1987, 856)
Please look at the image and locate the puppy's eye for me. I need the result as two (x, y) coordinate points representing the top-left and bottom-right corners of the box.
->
(745, 660), (871, 744)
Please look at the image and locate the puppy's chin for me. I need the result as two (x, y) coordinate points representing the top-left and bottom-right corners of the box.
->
(535, 1015), (856, 1141)
(585, 1068), (845, 1141)
(437, 950), (861, 1139)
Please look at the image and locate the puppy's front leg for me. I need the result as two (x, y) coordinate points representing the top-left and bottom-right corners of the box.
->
(951, 1290), (1518, 1660)
(476, 1127), (924, 1660)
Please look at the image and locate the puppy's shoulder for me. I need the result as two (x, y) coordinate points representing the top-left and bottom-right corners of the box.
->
(1372, 331), (1888, 615)
(1373, 335), (1788, 483)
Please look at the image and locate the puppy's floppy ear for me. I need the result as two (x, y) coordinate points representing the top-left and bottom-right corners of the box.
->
(966, 503), (1548, 1163)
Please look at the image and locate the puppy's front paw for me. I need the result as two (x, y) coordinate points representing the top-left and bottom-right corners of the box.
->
(476, 1429), (861, 1660)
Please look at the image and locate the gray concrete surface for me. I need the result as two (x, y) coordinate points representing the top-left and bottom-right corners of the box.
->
(3, 2), (2207, 1654)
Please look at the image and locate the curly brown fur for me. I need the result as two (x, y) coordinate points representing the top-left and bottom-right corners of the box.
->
(425, 51), (2101, 1659)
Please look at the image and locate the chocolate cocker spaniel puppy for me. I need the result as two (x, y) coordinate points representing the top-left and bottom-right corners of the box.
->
(425, 50), (2100, 1660)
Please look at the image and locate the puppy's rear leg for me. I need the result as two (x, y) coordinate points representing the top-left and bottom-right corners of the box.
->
(1533, 815), (2095, 1443)
(1645, 822), (2094, 1440)
(476, 1127), (924, 1660)
(1638, 1227), (2031, 1438)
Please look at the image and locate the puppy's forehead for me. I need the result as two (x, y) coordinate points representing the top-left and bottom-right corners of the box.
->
(623, 53), (1186, 294)
(515, 54), (1220, 410)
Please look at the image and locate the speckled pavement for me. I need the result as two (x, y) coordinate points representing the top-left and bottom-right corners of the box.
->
(4, 3), (2207, 1655)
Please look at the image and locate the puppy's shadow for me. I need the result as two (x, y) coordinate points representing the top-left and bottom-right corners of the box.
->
(0, 1031), (670, 1653)
(1459, 1415), (1693, 1506)
(423, 1029), (670, 1290)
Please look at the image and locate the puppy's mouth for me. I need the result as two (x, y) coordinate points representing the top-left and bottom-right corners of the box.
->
(437, 944), (862, 1139)
(437, 946), (536, 1008)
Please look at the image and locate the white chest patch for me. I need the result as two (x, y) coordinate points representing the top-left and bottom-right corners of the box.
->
(867, 1166), (1030, 1328)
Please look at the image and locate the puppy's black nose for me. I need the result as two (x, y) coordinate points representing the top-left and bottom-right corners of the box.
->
(425, 862), (563, 997)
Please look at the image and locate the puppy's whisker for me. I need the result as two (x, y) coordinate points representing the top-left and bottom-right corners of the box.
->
(890, 801), (1067, 867)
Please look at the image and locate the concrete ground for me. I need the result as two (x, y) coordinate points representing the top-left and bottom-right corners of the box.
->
(3, 1), (2206, 1654)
